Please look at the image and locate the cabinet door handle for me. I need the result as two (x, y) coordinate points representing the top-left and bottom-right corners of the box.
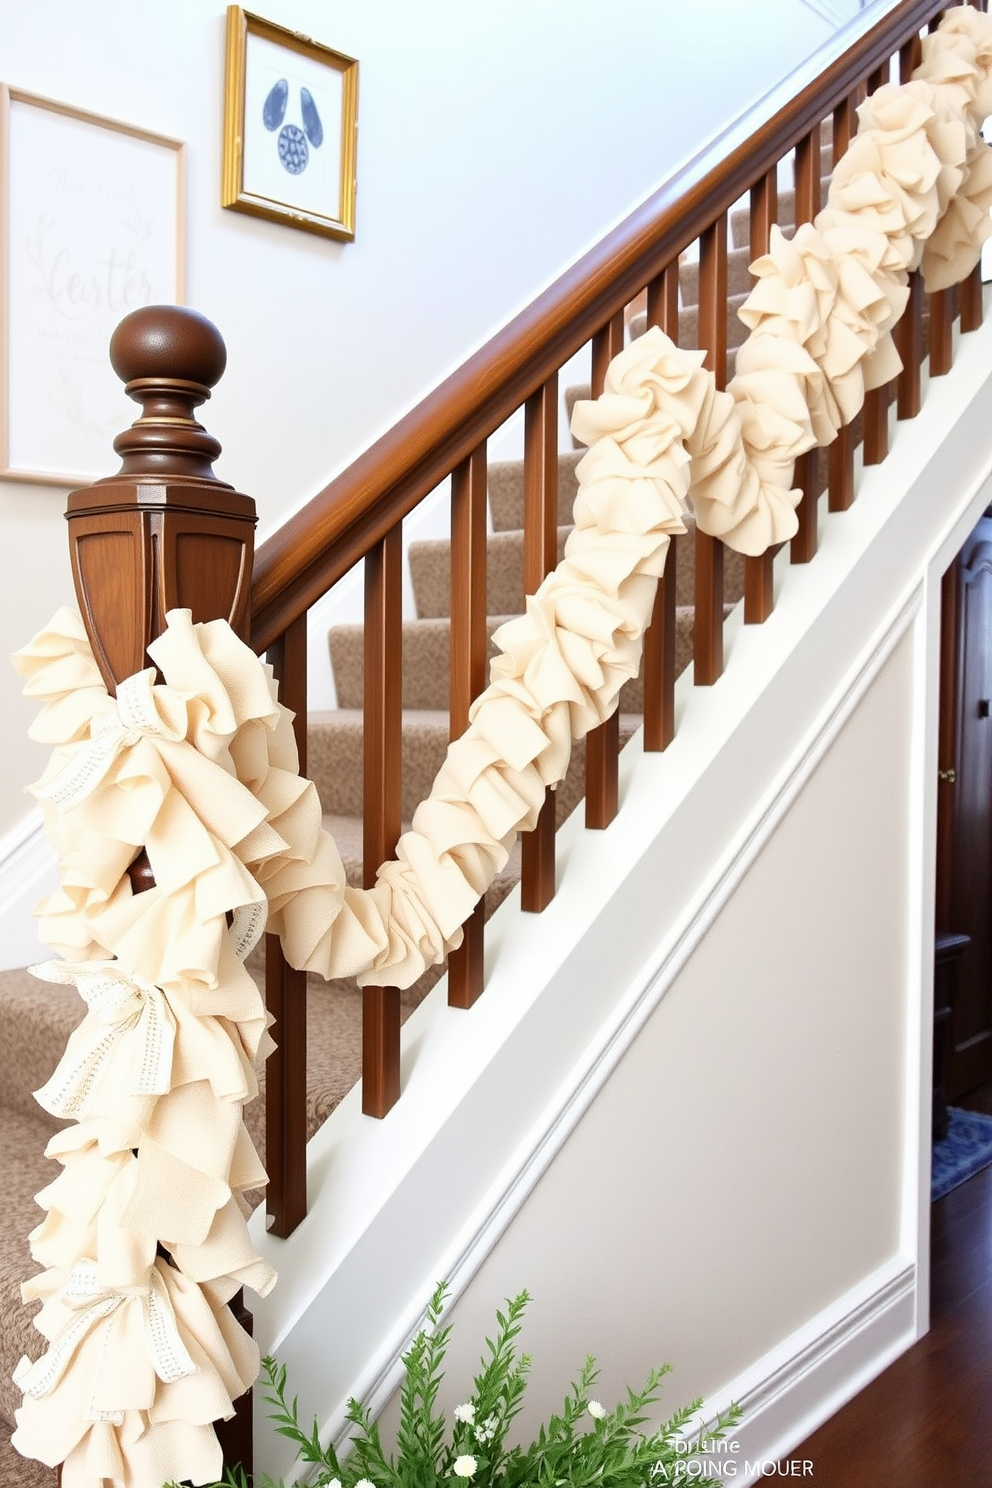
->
(938, 768), (956, 784)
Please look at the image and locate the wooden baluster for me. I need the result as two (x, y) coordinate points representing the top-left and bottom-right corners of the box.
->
(521, 375), (558, 910)
(896, 37), (924, 421)
(961, 262), (984, 333)
(695, 216), (727, 685)
(829, 94), (857, 511)
(362, 526), (403, 1116)
(265, 618), (308, 1239)
(928, 0), (952, 375)
(448, 445), (488, 1008)
(745, 168), (778, 622)
(792, 128), (822, 564)
(864, 62), (892, 465)
(65, 306), (258, 1478)
(586, 313), (625, 827)
(643, 265), (680, 750)
(896, 271), (924, 419)
(925, 4), (950, 383)
(957, 0), (981, 334)
(930, 288), (953, 377)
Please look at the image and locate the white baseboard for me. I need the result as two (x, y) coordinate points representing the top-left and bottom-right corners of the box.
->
(0, 811), (55, 971)
(696, 1260), (917, 1482)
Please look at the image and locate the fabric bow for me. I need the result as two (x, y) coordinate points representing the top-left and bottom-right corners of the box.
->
(30, 961), (177, 1119)
(31, 668), (188, 813)
(13, 1258), (197, 1422)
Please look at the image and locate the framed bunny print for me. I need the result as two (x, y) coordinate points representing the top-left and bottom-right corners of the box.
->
(222, 7), (358, 242)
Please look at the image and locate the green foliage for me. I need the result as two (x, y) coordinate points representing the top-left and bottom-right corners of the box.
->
(173, 1283), (741, 1488)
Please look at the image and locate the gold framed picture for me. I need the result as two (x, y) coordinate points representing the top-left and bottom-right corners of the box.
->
(223, 6), (358, 242)
(0, 87), (185, 486)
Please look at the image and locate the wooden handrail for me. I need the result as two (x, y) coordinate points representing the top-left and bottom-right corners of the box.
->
(250, 0), (943, 653)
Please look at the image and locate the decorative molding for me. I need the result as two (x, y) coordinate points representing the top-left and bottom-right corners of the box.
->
(696, 1260), (917, 1480)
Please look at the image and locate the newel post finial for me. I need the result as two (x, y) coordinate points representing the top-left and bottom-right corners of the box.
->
(66, 305), (257, 693)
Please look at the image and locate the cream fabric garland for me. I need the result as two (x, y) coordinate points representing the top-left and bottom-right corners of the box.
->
(10, 9), (992, 1486)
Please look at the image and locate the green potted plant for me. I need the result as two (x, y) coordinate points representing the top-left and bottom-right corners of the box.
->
(177, 1284), (741, 1488)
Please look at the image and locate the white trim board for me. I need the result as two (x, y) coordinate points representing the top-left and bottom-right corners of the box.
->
(698, 1260), (916, 1482)
(0, 810), (53, 970)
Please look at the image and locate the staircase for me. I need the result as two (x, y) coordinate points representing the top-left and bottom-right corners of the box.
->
(0, 112), (913, 1475)
(4, 1), (987, 1478)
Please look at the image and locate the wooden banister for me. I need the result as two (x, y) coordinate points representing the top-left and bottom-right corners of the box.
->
(250, 0), (947, 652)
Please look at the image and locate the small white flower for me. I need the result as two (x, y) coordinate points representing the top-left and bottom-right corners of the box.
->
(453, 1454), (478, 1477)
(587, 1400), (607, 1420)
(355, 1478), (377, 1488)
(474, 1412), (498, 1444)
(454, 1402), (476, 1424)
(327, 1480), (342, 1488)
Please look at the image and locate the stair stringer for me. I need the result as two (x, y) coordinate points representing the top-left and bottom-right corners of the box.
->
(250, 304), (992, 1484)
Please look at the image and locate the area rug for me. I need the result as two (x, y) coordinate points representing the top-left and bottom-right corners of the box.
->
(931, 1107), (992, 1201)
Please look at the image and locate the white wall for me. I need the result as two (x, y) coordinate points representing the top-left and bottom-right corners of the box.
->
(429, 629), (915, 1440)
(0, 0), (850, 852)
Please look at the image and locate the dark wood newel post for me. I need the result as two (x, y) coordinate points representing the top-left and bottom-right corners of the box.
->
(66, 304), (256, 687)
(63, 304), (257, 1483)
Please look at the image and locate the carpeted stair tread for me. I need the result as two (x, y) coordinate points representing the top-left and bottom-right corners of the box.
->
(309, 709), (451, 820)
(308, 706), (658, 831)
(730, 178), (831, 249)
(406, 518), (744, 635)
(0, 1424), (57, 1486)
(330, 615), (516, 712)
(327, 589), (733, 718)
(409, 526), (572, 619)
(488, 453), (583, 532)
(0, 1103), (68, 1429)
(328, 588), (729, 718)
(628, 292), (751, 352)
(243, 962), (444, 1186)
(0, 967), (83, 1134)
(680, 245), (754, 305)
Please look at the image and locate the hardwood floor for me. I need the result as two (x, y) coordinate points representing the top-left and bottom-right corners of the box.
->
(789, 1086), (992, 1483)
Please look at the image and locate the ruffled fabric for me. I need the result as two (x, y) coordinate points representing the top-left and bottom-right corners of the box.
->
(725, 3), (992, 519)
(13, 1257), (256, 1487)
(10, 10), (992, 1485)
(11, 611), (281, 1486)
